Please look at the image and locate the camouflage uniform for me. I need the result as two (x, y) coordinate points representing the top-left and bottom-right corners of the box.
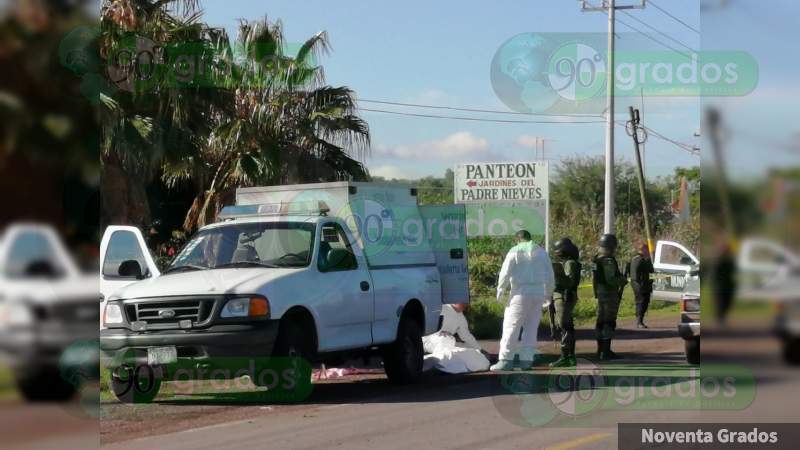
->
(592, 234), (627, 360)
(629, 253), (654, 327)
(553, 258), (581, 363)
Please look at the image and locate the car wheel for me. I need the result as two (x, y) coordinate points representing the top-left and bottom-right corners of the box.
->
(109, 365), (161, 404)
(782, 337), (800, 365)
(383, 316), (423, 384)
(684, 337), (700, 365)
(15, 367), (77, 402)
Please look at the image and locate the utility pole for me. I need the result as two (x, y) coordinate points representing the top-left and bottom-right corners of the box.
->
(706, 108), (736, 238)
(627, 106), (654, 257)
(581, 0), (646, 235)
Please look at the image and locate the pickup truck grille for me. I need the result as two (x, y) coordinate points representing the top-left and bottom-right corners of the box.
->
(36, 300), (99, 323)
(125, 298), (215, 326)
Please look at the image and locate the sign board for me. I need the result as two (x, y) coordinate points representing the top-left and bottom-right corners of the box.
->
(454, 162), (549, 242)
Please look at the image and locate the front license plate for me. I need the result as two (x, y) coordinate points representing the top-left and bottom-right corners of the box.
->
(147, 346), (178, 365)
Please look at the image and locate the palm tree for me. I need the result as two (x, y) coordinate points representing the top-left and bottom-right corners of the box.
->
(99, 1), (370, 231)
(166, 18), (370, 232)
(100, 0), (229, 227)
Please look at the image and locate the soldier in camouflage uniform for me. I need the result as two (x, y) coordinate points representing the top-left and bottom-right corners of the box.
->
(550, 238), (582, 368)
(629, 242), (655, 328)
(592, 234), (627, 360)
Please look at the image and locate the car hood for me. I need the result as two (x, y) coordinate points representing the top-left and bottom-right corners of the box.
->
(110, 268), (301, 300)
(1, 274), (98, 304)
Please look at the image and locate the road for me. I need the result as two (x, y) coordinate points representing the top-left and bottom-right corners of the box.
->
(98, 315), (800, 450)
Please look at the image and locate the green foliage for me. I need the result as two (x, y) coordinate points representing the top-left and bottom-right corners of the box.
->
(100, 1), (370, 230)
(465, 289), (679, 340)
(388, 160), (700, 299)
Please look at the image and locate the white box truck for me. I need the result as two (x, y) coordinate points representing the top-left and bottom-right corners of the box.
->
(99, 182), (469, 402)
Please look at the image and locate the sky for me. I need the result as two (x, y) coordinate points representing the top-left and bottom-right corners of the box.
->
(198, 0), (794, 181)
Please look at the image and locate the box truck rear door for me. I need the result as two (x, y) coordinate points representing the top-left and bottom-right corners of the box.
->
(418, 205), (469, 304)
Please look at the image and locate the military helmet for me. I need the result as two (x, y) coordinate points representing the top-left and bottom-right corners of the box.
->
(598, 233), (618, 250)
(554, 237), (579, 259)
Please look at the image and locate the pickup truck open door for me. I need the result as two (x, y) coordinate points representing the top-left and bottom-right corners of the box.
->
(737, 238), (800, 301)
(652, 240), (699, 301)
(99, 226), (161, 327)
(418, 205), (469, 304)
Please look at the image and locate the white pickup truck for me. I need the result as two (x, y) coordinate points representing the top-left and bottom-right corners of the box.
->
(99, 182), (469, 402)
(651, 240), (701, 364)
(0, 224), (99, 401)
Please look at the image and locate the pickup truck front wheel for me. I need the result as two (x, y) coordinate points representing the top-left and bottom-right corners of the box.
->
(15, 367), (77, 402)
(110, 365), (161, 404)
(383, 317), (423, 384)
(782, 337), (800, 365)
(684, 337), (700, 365)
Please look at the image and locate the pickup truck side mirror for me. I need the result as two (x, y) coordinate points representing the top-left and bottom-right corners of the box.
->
(118, 259), (144, 279)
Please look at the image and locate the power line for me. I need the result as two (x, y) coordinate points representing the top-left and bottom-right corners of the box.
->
(614, 15), (694, 60)
(584, 0), (693, 60)
(617, 9), (697, 54)
(357, 99), (599, 117)
(649, 0), (701, 35)
(616, 120), (700, 156)
(358, 107), (606, 124)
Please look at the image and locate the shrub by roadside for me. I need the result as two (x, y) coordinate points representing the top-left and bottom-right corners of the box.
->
(465, 286), (679, 340)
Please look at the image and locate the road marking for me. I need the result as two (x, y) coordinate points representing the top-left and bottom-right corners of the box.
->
(544, 432), (612, 450)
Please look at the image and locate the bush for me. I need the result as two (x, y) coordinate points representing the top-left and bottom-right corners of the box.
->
(464, 288), (679, 341)
(464, 298), (505, 340)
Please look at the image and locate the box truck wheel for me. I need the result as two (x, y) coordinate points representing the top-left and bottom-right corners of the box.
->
(684, 337), (700, 365)
(110, 365), (161, 404)
(383, 316), (423, 384)
(15, 366), (77, 402)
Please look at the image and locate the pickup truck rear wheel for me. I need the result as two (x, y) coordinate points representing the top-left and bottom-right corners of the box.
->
(110, 365), (161, 404)
(383, 317), (423, 384)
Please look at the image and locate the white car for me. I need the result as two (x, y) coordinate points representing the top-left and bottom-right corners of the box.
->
(0, 224), (99, 401)
(99, 182), (469, 403)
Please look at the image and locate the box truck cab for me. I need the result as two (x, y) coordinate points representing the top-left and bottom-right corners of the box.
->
(99, 182), (469, 402)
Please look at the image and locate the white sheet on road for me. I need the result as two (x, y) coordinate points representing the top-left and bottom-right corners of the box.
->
(422, 305), (489, 374)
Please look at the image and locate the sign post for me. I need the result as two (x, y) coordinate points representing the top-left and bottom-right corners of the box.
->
(454, 161), (550, 247)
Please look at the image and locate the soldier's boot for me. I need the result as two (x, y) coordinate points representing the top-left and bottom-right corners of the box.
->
(599, 339), (620, 361)
(596, 339), (604, 358)
(567, 338), (577, 366)
(550, 344), (575, 368)
(636, 309), (648, 328)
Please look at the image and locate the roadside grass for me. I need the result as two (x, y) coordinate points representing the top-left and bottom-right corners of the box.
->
(700, 284), (775, 323)
(99, 361), (111, 398)
(466, 285), (680, 340)
(0, 364), (18, 401)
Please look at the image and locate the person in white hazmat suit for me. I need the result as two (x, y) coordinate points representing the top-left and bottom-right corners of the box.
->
(491, 230), (555, 371)
(422, 304), (490, 373)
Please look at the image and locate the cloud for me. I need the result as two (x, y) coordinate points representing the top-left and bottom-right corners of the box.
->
(369, 164), (416, 180)
(374, 131), (496, 161)
(515, 135), (541, 149)
(406, 88), (457, 106)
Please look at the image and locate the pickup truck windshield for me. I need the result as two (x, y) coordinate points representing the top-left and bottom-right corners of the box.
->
(167, 222), (316, 272)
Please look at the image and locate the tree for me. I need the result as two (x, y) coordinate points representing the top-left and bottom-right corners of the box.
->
(171, 19), (370, 231)
(98, 0), (370, 231)
(0, 0), (99, 235)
